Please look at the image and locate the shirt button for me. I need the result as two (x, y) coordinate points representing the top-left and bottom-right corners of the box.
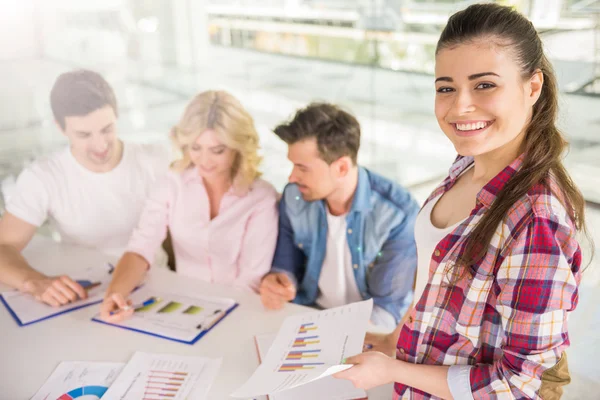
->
(298, 243), (303, 249)
(353, 264), (358, 269)
(434, 249), (441, 257)
(348, 229), (353, 234)
(408, 316), (414, 323)
(399, 348), (405, 354)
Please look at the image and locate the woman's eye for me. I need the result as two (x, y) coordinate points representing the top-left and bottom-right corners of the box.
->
(476, 83), (495, 89)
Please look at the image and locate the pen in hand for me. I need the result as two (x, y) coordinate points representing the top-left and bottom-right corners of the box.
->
(110, 296), (159, 315)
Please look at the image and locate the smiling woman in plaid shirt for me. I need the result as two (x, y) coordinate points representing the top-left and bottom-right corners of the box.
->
(334, 3), (592, 399)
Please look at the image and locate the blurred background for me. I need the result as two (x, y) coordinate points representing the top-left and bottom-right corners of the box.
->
(0, 1), (598, 397)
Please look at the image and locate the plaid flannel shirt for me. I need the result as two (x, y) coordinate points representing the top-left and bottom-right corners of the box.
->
(394, 154), (582, 400)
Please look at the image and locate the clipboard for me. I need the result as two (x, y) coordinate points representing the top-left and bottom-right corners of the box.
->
(1, 276), (110, 327)
(91, 287), (238, 345)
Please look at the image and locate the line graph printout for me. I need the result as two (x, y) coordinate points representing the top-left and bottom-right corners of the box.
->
(231, 299), (372, 398)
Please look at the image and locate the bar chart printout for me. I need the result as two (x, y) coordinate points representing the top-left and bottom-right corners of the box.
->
(279, 323), (324, 372)
(231, 299), (373, 398)
(102, 352), (222, 400)
(30, 361), (124, 400)
(256, 334), (367, 400)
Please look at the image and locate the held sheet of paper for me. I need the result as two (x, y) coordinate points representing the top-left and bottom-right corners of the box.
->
(102, 351), (222, 400)
(231, 299), (373, 398)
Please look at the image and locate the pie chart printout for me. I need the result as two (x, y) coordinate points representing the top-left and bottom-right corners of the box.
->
(29, 362), (124, 400)
(56, 385), (107, 399)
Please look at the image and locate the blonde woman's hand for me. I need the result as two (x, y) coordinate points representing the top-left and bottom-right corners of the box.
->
(100, 292), (134, 323)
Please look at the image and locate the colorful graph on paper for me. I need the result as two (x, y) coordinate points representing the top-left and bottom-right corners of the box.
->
(279, 323), (325, 372)
(143, 370), (189, 399)
(57, 385), (107, 399)
(101, 352), (222, 400)
(92, 287), (236, 343)
(230, 300), (373, 398)
(30, 362), (124, 400)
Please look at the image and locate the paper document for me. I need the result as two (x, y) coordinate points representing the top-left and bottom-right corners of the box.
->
(92, 286), (237, 344)
(30, 361), (124, 400)
(231, 299), (372, 398)
(0, 263), (113, 326)
(102, 351), (221, 400)
(255, 333), (367, 400)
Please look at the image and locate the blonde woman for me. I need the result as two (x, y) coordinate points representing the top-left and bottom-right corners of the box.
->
(100, 91), (278, 322)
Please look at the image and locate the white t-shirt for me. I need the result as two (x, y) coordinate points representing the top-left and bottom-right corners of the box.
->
(316, 210), (362, 309)
(6, 141), (170, 257)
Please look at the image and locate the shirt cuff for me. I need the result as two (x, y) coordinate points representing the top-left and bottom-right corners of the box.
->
(447, 365), (474, 400)
(370, 305), (397, 331)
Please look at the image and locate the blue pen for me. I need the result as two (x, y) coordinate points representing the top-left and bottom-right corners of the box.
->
(110, 297), (159, 315)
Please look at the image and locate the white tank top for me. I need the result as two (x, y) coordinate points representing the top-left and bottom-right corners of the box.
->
(413, 168), (472, 304)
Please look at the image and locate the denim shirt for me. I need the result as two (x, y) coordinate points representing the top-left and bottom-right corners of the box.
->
(271, 166), (419, 325)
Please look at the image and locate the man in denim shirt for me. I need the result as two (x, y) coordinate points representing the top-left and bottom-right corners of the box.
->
(259, 103), (419, 329)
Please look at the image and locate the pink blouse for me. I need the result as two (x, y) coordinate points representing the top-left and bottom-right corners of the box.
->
(127, 168), (279, 291)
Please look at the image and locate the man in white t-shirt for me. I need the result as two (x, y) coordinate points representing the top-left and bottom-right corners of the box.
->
(0, 69), (169, 307)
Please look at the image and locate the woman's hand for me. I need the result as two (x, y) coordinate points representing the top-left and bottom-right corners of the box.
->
(363, 331), (398, 356)
(333, 352), (397, 390)
(99, 292), (134, 323)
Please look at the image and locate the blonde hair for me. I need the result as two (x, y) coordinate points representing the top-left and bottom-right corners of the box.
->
(171, 90), (262, 189)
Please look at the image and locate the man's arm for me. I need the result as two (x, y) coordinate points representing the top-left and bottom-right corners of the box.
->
(0, 212), (43, 288)
(269, 189), (306, 285)
(260, 189), (305, 309)
(367, 206), (418, 326)
(0, 213), (86, 306)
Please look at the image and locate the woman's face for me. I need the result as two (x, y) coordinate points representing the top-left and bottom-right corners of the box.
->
(188, 129), (237, 182)
(434, 40), (543, 158)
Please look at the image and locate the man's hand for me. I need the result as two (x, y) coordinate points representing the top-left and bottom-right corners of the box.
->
(259, 272), (296, 310)
(22, 275), (87, 307)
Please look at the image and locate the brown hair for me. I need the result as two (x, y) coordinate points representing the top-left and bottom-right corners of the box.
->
(274, 103), (361, 164)
(436, 3), (592, 273)
(50, 69), (118, 129)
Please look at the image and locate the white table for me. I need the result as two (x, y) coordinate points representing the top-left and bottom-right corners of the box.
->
(0, 237), (393, 399)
